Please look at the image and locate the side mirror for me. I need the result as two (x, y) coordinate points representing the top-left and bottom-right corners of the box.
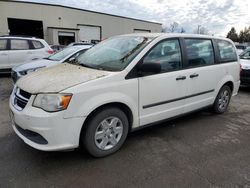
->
(138, 62), (161, 76)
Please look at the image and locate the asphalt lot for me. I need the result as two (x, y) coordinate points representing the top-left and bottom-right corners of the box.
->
(0, 76), (250, 188)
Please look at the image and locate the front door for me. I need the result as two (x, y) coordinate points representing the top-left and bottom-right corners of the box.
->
(139, 39), (188, 126)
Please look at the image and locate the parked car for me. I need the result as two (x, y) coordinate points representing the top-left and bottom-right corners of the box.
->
(50, 45), (66, 52)
(11, 45), (92, 83)
(239, 48), (250, 86)
(9, 33), (240, 157)
(67, 42), (94, 47)
(0, 36), (53, 74)
(235, 44), (247, 55)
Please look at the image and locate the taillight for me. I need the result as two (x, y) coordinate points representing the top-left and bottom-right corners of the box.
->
(47, 49), (54, 54)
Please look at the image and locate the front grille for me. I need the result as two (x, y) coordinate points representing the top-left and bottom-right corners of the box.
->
(13, 88), (31, 110)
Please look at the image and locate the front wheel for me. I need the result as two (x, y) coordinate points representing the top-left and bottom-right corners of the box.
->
(213, 85), (232, 114)
(82, 107), (129, 157)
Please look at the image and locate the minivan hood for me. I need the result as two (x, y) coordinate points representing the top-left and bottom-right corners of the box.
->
(16, 63), (110, 94)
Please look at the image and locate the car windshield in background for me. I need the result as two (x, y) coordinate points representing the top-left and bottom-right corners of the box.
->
(240, 50), (250, 60)
(47, 46), (80, 61)
(236, 45), (246, 50)
(76, 36), (153, 71)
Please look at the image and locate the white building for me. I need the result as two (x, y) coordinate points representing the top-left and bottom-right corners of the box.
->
(0, 1), (162, 45)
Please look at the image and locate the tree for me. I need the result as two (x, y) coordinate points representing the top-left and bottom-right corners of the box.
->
(238, 27), (250, 43)
(163, 22), (185, 33)
(169, 22), (179, 32)
(226, 27), (238, 42)
(180, 27), (185, 33)
(193, 26), (209, 35)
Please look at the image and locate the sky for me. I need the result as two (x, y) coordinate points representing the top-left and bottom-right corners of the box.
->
(19, 0), (250, 36)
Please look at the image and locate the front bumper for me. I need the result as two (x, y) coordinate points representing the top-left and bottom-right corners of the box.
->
(9, 95), (85, 151)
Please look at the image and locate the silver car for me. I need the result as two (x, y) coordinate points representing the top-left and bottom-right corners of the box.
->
(11, 45), (92, 83)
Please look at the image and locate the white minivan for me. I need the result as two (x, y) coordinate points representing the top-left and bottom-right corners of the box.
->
(0, 36), (53, 73)
(9, 33), (240, 157)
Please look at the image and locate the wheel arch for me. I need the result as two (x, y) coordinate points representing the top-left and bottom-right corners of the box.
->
(79, 102), (134, 146)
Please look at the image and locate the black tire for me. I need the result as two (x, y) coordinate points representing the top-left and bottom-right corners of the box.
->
(213, 85), (232, 114)
(82, 107), (129, 157)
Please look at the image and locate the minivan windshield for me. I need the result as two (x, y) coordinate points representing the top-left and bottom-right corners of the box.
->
(47, 46), (81, 61)
(75, 36), (153, 71)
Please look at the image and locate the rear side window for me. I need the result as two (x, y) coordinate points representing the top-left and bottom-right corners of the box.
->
(31, 40), (44, 49)
(143, 39), (182, 73)
(185, 39), (215, 67)
(11, 39), (29, 50)
(0, 39), (7, 50)
(217, 40), (237, 63)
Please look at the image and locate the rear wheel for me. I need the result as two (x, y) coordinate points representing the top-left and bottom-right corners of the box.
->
(82, 107), (129, 157)
(213, 85), (232, 114)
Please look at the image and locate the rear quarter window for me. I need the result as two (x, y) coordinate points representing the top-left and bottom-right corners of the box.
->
(217, 40), (237, 63)
(31, 40), (44, 49)
(10, 39), (30, 50)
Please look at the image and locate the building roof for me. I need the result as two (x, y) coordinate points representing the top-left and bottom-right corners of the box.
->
(2, 0), (162, 25)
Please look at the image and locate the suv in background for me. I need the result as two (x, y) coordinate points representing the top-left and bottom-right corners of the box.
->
(0, 36), (53, 73)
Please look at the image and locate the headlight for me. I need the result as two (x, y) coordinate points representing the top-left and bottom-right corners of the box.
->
(19, 66), (45, 76)
(33, 94), (72, 112)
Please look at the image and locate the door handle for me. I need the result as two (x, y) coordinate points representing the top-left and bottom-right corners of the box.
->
(0, 53), (8, 56)
(176, 76), (186, 80)
(190, 73), (199, 78)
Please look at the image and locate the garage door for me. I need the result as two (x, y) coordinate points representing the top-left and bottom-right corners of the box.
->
(78, 25), (101, 42)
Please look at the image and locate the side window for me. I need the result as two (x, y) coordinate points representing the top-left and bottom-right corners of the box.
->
(185, 39), (215, 67)
(31, 40), (44, 49)
(217, 40), (237, 63)
(11, 39), (29, 50)
(143, 39), (182, 73)
(0, 39), (7, 50)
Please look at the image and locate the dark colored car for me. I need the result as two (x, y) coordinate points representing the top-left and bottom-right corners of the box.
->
(239, 49), (250, 86)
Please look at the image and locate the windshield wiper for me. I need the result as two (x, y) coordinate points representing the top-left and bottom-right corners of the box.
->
(43, 57), (58, 61)
(80, 62), (110, 71)
(120, 37), (148, 63)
